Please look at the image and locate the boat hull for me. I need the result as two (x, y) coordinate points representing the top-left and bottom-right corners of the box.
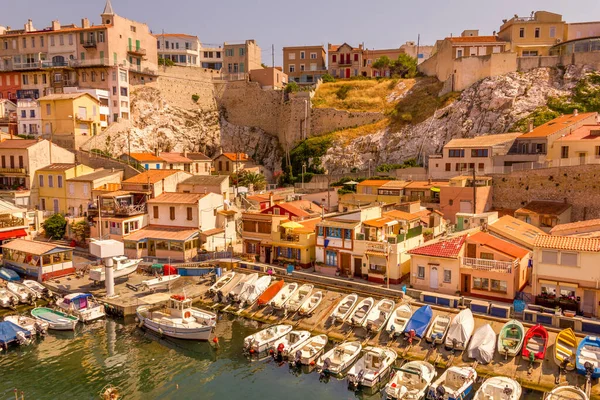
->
(31, 308), (78, 331)
(90, 263), (139, 282)
(137, 313), (214, 341)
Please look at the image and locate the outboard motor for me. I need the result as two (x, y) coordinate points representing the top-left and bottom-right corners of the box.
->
(585, 361), (594, 378)
(320, 358), (331, 379)
(34, 322), (47, 336)
(276, 343), (285, 361)
(435, 384), (446, 400)
(15, 331), (29, 346)
(351, 369), (365, 389)
(293, 350), (302, 366)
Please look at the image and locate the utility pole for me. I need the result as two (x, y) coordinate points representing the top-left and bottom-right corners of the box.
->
(472, 167), (477, 215)
(416, 34), (420, 62)
(301, 162), (306, 190)
(272, 44), (274, 68)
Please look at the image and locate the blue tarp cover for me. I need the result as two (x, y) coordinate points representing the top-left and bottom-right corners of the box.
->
(404, 305), (433, 338)
(0, 267), (20, 281)
(0, 321), (30, 345)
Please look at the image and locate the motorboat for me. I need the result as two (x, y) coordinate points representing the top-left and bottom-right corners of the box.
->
(404, 305), (433, 339)
(56, 293), (105, 322)
(545, 385), (588, 400)
(4, 315), (49, 336)
(31, 307), (78, 331)
(427, 366), (477, 400)
(497, 319), (524, 358)
(384, 360), (436, 400)
(228, 273), (258, 303)
(364, 298), (395, 333)
(347, 346), (397, 389)
(6, 281), (35, 304)
(349, 297), (374, 327)
(284, 284), (313, 313)
(0, 288), (19, 308)
(141, 274), (181, 291)
(217, 273), (244, 301)
(89, 256), (142, 282)
(136, 294), (217, 340)
(243, 324), (292, 354)
(22, 280), (51, 299)
(0, 267), (20, 282)
(386, 304), (412, 338)
(269, 282), (299, 310)
(292, 334), (328, 366)
(239, 275), (271, 306)
(272, 329), (311, 359)
(316, 341), (362, 375)
(257, 280), (285, 306)
(330, 293), (358, 323)
(425, 314), (451, 345)
(467, 324), (496, 364)
(298, 291), (323, 316)
(0, 321), (31, 349)
(444, 309), (474, 351)
(554, 327), (578, 371)
(576, 335), (600, 378)
(208, 271), (235, 294)
(522, 324), (548, 363)
(473, 376), (521, 400)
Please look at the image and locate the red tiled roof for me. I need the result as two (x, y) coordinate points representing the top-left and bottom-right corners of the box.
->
(124, 225), (198, 241)
(159, 152), (192, 163)
(384, 210), (420, 221)
(534, 235), (600, 252)
(515, 201), (571, 216)
(0, 139), (39, 149)
(408, 235), (467, 259)
(555, 125), (600, 142)
(147, 192), (207, 204)
(519, 113), (597, 138)
(218, 153), (251, 162)
(122, 169), (184, 184)
(129, 152), (163, 162)
(550, 218), (600, 235)
(467, 231), (530, 259)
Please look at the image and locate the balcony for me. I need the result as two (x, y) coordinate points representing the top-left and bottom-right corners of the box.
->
(76, 115), (94, 123)
(462, 257), (519, 273)
(0, 167), (27, 175)
(0, 216), (25, 229)
(278, 233), (300, 243)
(82, 41), (97, 49)
(41, 61), (70, 69)
(70, 58), (109, 68)
(127, 47), (147, 56)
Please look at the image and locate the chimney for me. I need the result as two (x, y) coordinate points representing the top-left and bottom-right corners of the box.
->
(528, 120), (534, 133)
(51, 20), (60, 31)
(183, 149), (188, 158)
(573, 109), (578, 116)
(24, 19), (34, 32)
(81, 18), (90, 29)
(428, 177), (432, 184)
(154, 147), (159, 157)
(269, 192), (274, 208)
(493, 30), (496, 36)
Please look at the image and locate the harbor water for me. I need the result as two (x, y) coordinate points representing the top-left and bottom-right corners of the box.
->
(1, 313), (545, 399)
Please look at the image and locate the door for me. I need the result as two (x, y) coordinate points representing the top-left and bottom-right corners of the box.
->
(579, 153), (586, 165)
(462, 274), (471, 294)
(466, 243), (477, 258)
(345, 68), (350, 78)
(264, 247), (271, 264)
(53, 199), (59, 213)
(148, 240), (156, 256)
(430, 266), (439, 290)
(583, 290), (595, 317)
(353, 257), (362, 278)
(341, 253), (351, 276)
(40, 198), (46, 211)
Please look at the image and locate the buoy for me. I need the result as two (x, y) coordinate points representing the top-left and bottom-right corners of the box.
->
(249, 349), (255, 354)
(212, 337), (219, 344)
(309, 361), (315, 366)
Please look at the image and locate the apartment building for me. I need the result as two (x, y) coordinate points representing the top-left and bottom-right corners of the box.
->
(63, 87), (110, 128)
(177, 175), (230, 200)
(66, 168), (122, 217)
(213, 152), (261, 175)
(16, 99), (41, 135)
(283, 45), (327, 84)
(551, 123), (600, 165)
(439, 176), (493, 223)
(498, 11), (565, 56)
(223, 40), (261, 80)
(35, 163), (95, 214)
(249, 67), (287, 89)
(199, 46), (223, 70)
(328, 43), (364, 78)
(155, 33), (201, 67)
(0, 72), (21, 100)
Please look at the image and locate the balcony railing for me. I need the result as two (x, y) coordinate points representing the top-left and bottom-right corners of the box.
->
(0, 167), (27, 174)
(127, 47), (147, 56)
(279, 233), (300, 243)
(0, 217), (25, 229)
(462, 256), (518, 273)
(82, 41), (97, 49)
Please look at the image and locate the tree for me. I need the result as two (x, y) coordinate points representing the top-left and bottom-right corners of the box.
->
(43, 214), (67, 240)
(391, 54), (418, 78)
(232, 171), (267, 190)
(285, 81), (300, 94)
(70, 220), (90, 243)
(321, 73), (335, 83)
(372, 56), (391, 77)
(261, 63), (269, 68)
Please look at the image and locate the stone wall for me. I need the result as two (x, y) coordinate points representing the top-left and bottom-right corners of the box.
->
(453, 52), (518, 92)
(73, 150), (140, 180)
(310, 108), (384, 137)
(517, 52), (600, 72)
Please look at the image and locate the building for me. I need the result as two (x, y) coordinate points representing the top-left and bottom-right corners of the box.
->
(246, 193), (285, 211)
(249, 67), (287, 90)
(88, 188), (148, 241)
(551, 123), (600, 165)
(223, 40), (262, 80)
(0, 99), (16, 117)
(35, 163), (95, 213)
(63, 87), (110, 128)
(328, 43), (364, 78)
(120, 169), (191, 198)
(0, 72), (20, 100)
(199, 46), (223, 70)
(260, 200), (322, 221)
(185, 152), (212, 175)
(565, 22), (600, 42)
(488, 215), (546, 250)
(124, 152), (164, 170)
(550, 219), (600, 237)
(213, 152), (261, 175)
(439, 175), (493, 223)
(177, 175), (230, 200)
(158, 152), (194, 173)
(241, 212), (287, 263)
(65, 168), (122, 217)
(16, 99), (41, 136)
(0, 199), (30, 243)
(283, 45), (327, 84)
(515, 200), (572, 232)
(1, 238), (74, 281)
(155, 33), (200, 67)
(399, 41), (434, 65)
(270, 217), (319, 268)
(498, 11), (565, 56)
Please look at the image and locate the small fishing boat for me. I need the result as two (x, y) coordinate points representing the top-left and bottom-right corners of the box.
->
(0, 267), (20, 282)
(56, 293), (105, 322)
(386, 304), (412, 338)
(467, 324), (496, 364)
(576, 335), (600, 378)
(330, 293), (359, 323)
(347, 346), (397, 389)
(208, 271), (235, 294)
(22, 280), (51, 299)
(364, 298), (395, 333)
(445, 309), (474, 351)
(4, 315), (48, 336)
(141, 274), (181, 291)
(228, 273), (258, 303)
(349, 297), (374, 327)
(0, 321), (31, 349)
(272, 329), (311, 359)
(136, 294), (217, 340)
(404, 305), (433, 339)
(522, 324), (549, 363)
(0, 288), (18, 308)
(385, 360), (436, 400)
(316, 341), (362, 375)
(243, 324), (292, 354)
(427, 366), (477, 400)
(298, 291), (323, 316)
(497, 319), (525, 358)
(284, 284), (313, 313)
(31, 307), (78, 331)
(89, 256), (142, 282)
(6, 281), (35, 304)
(270, 282), (299, 310)
(473, 376), (521, 400)
(257, 280), (285, 306)
(239, 275), (271, 306)
(545, 385), (588, 400)
(292, 334), (328, 366)
(217, 273), (244, 300)
(425, 314), (451, 345)
(554, 328), (578, 371)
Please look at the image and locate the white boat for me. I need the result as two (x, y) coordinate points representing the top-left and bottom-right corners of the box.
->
(239, 275), (271, 306)
(22, 280), (51, 299)
(349, 297), (374, 327)
(330, 294), (359, 323)
(4, 315), (49, 336)
(316, 341), (362, 375)
(272, 330), (312, 358)
(0, 288), (19, 308)
(468, 324), (496, 364)
(386, 304), (413, 337)
(427, 366), (477, 400)
(298, 291), (323, 316)
(545, 385), (588, 400)
(56, 293), (105, 322)
(270, 282), (299, 309)
(141, 274), (181, 291)
(292, 334), (328, 366)
(474, 376), (521, 400)
(136, 294), (217, 340)
(228, 273), (258, 302)
(208, 271), (235, 294)
(31, 307), (78, 331)
(89, 256), (142, 282)
(217, 273), (244, 300)
(243, 324), (292, 354)
(284, 284), (313, 313)
(6, 282), (35, 304)
(347, 346), (397, 389)
(445, 309), (475, 351)
(365, 298), (395, 332)
(385, 360), (437, 400)
(425, 314), (451, 345)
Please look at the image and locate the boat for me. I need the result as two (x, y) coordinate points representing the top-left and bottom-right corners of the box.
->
(404, 305), (433, 339)
(427, 366), (477, 400)
(228, 273), (258, 303)
(141, 274), (181, 291)
(272, 329), (311, 359)
(22, 280), (51, 299)
(467, 324), (496, 364)
(136, 294), (217, 340)
(269, 282), (299, 309)
(31, 307), (78, 331)
(349, 297), (374, 327)
(554, 328), (578, 371)
(89, 256), (142, 282)
(0, 321), (31, 349)
(425, 314), (451, 345)
(0, 288), (19, 308)
(497, 319), (525, 358)
(217, 273), (245, 301)
(292, 334), (328, 366)
(298, 291), (323, 316)
(386, 304), (413, 338)
(522, 324), (548, 363)
(545, 385), (588, 400)
(576, 335), (600, 378)
(208, 271), (236, 294)
(257, 280), (285, 306)
(284, 284), (313, 313)
(239, 275), (271, 306)
(384, 360), (437, 400)
(347, 346), (397, 389)
(445, 309), (474, 351)
(473, 376), (521, 400)
(243, 324), (292, 354)
(6, 281), (35, 304)
(4, 315), (49, 336)
(330, 293), (359, 323)
(56, 293), (105, 322)
(364, 298), (395, 333)
(0, 267), (20, 282)
(315, 341), (362, 375)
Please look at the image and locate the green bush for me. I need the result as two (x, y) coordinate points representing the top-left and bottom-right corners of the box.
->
(158, 58), (175, 66)
(192, 94), (200, 102)
(335, 84), (352, 100)
(70, 220), (90, 243)
(285, 81), (300, 94)
(377, 159), (418, 172)
(321, 74), (335, 83)
(43, 214), (67, 240)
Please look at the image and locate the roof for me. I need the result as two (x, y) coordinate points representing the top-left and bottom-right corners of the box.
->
(447, 36), (506, 44)
(515, 201), (571, 216)
(380, 180), (410, 189)
(217, 153), (251, 162)
(318, 219), (361, 229)
(159, 152), (193, 163)
(154, 33), (198, 40)
(362, 216), (396, 228)
(200, 227), (225, 236)
(284, 200), (323, 214)
(519, 112), (597, 138)
(405, 180), (450, 190)
(407, 235), (467, 259)
(467, 231), (530, 259)
(129, 152), (163, 162)
(67, 169), (121, 182)
(488, 215), (545, 248)
(0, 239), (71, 256)
(444, 132), (522, 148)
(293, 218), (320, 234)
(93, 183), (121, 192)
(550, 218), (600, 236)
(180, 175), (228, 186)
(147, 192), (207, 204)
(125, 225), (199, 242)
(38, 163), (77, 171)
(263, 202), (309, 218)
(534, 235), (600, 252)
(185, 152), (211, 161)
(247, 193), (284, 202)
(357, 179), (393, 187)
(102, 0), (115, 15)
(0, 198), (25, 214)
(38, 92), (98, 102)
(122, 169), (183, 184)
(283, 45), (326, 51)
(0, 139), (38, 149)
(384, 209), (421, 221)
(555, 125), (600, 142)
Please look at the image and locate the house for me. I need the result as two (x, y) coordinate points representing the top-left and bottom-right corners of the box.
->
(16, 99), (41, 136)
(178, 174), (230, 200)
(399, 41), (434, 65)
(124, 152), (165, 170)
(439, 175), (493, 223)
(550, 123), (600, 165)
(155, 33), (201, 67)
(498, 11), (565, 57)
(564, 22), (600, 41)
(120, 169), (191, 198)
(261, 200), (322, 221)
(249, 67), (287, 90)
(0, 73), (20, 101)
(223, 40), (262, 80)
(158, 152), (194, 173)
(185, 152), (212, 175)
(1, 238), (74, 281)
(411, 208), (448, 237)
(356, 180), (392, 195)
(65, 168), (123, 217)
(35, 163), (95, 214)
(328, 43), (364, 78)
(0, 99), (17, 117)
(404, 180), (449, 204)
(213, 152), (260, 175)
(454, 211), (498, 232)
(241, 212), (287, 264)
(199, 46), (223, 70)
(283, 45), (327, 84)
(271, 217), (319, 268)
(62, 87), (110, 129)
(0, 199), (30, 243)
(515, 200), (572, 232)
(246, 192), (285, 211)
(88, 189), (148, 241)
(488, 215), (546, 250)
(549, 219), (600, 237)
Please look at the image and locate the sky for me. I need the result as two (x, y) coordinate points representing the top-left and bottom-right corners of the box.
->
(3, 0), (600, 65)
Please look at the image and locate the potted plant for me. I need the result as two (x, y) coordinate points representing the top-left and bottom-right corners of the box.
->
(555, 306), (562, 316)
(563, 310), (576, 318)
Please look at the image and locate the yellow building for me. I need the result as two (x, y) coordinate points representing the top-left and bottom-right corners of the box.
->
(271, 218), (319, 268)
(498, 11), (565, 56)
(39, 92), (101, 150)
(36, 163), (95, 214)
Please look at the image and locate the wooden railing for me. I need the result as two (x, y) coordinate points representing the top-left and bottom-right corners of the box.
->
(461, 256), (518, 273)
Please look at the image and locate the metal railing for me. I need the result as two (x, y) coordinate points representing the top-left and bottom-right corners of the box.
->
(0, 217), (25, 228)
(0, 167), (27, 174)
(462, 256), (518, 273)
(127, 47), (147, 56)
(278, 233), (300, 243)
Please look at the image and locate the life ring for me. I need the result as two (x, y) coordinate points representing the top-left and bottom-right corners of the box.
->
(184, 311), (191, 319)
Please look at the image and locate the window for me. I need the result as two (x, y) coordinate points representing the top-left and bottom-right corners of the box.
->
(445, 163), (451, 172)
(490, 279), (507, 293)
(98, 32), (105, 43)
(325, 250), (337, 266)
(91, 71), (96, 82)
(113, 86), (117, 95)
(21, 110), (26, 118)
(310, 52), (317, 59)
(169, 206), (175, 220)
(596, 146), (600, 158)
(119, 71), (127, 82)
(82, 72), (87, 82)
(33, 74), (38, 85)
(473, 277), (489, 290)
(480, 252), (494, 260)
(519, 28), (525, 38)
(120, 87), (128, 96)
(534, 28), (540, 38)
(31, 37), (35, 48)
(45, 104), (51, 115)
(68, 34), (73, 45)
(478, 163), (484, 171)
(541, 250), (558, 264)
(239, 48), (245, 56)
(130, 25), (136, 33)
(549, 26), (556, 38)
(332, 55), (337, 63)
(59, 35), (64, 45)
(443, 270), (451, 283)
(57, 175), (63, 188)
(417, 265), (425, 279)
(48, 175), (54, 188)
(561, 252), (578, 267)
(187, 207), (193, 221)
(101, 72), (105, 81)
(541, 283), (556, 296)
(561, 146), (569, 159)
(448, 149), (464, 158)
(22, 75), (29, 85)
(39, 175), (44, 187)
(175, 42), (179, 49)
(22, 37), (26, 49)
(42, 74), (47, 84)
(300, 51), (305, 59)
(344, 229), (352, 240)
(289, 65), (295, 73)
(471, 149), (489, 157)
(152, 206), (159, 219)
(40, 36), (44, 47)
(522, 50), (539, 57)
(326, 227), (342, 238)
(456, 49), (463, 58)
(300, 64), (305, 71)
(353, 53), (358, 61)
(18, 156), (23, 168)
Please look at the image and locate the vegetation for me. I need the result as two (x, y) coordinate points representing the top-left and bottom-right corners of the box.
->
(191, 94), (200, 103)
(285, 81), (300, 94)
(43, 214), (67, 240)
(70, 220), (90, 243)
(261, 63), (269, 68)
(158, 57), (175, 66)
(335, 85), (352, 100)
(321, 73), (335, 83)
(512, 107), (562, 132)
(231, 171), (267, 190)
(376, 158), (419, 172)
(372, 54), (418, 78)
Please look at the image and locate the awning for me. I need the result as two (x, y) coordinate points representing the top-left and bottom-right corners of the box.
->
(0, 229), (27, 240)
(559, 282), (578, 288)
(430, 187), (441, 193)
(366, 250), (388, 258)
(539, 279), (557, 285)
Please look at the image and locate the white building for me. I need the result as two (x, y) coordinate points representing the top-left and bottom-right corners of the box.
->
(155, 33), (201, 67)
(16, 99), (41, 136)
(63, 87), (110, 128)
(200, 46), (223, 70)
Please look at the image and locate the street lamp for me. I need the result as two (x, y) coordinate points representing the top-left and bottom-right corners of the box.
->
(301, 162), (306, 190)
(368, 159), (372, 178)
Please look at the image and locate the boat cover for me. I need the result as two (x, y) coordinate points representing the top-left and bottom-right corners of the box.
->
(163, 264), (177, 276)
(404, 305), (433, 338)
(242, 275), (271, 303)
(446, 308), (475, 348)
(0, 321), (30, 345)
(0, 267), (20, 281)
(467, 324), (496, 364)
